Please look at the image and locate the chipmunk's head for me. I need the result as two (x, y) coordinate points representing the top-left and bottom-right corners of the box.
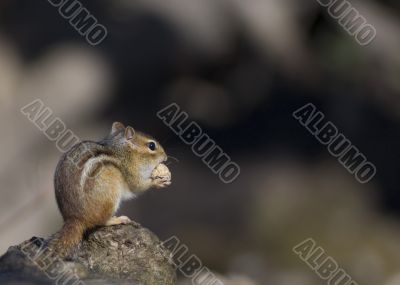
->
(108, 122), (167, 178)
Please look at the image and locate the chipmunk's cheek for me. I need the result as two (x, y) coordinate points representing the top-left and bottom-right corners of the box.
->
(139, 164), (154, 179)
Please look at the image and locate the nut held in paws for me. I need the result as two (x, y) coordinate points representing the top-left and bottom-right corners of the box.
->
(151, 163), (171, 181)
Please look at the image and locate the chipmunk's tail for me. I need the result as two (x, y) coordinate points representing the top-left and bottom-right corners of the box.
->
(47, 220), (85, 259)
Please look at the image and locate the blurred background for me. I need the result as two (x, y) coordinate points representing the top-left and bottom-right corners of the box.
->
(0, 0), (399, 284)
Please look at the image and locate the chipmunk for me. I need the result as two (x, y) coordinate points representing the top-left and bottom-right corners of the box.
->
(48, 122), (171, 258)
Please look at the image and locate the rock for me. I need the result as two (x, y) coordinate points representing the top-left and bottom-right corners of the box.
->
(0, 222), (177, 285)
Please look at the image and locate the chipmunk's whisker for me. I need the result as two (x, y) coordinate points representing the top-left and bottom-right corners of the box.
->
(167, 155), (179, 163)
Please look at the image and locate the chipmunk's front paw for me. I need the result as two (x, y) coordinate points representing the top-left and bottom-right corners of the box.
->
(151, 164), (171, 189)
(153, 177), (172, 188)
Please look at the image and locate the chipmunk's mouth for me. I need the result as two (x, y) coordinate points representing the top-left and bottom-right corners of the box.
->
(151, 164), (159, 173)
(148, 160), (164, 177)
(158, 155), (167, 165)
(145, 156), (168, 179)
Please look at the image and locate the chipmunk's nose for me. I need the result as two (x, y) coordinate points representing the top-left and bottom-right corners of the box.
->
(163, 155), (168, 162)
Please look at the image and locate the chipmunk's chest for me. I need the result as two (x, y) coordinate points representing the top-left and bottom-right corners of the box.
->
(113, 180), (136, 213)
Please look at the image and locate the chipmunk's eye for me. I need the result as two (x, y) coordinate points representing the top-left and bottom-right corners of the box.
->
(148, 141), (156, 151)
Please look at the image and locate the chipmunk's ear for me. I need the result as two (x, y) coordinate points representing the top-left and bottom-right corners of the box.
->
(125, 126), (135, 140)
(111, 122), (125, 135)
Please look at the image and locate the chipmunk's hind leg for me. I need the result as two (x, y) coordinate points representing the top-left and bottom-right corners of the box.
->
(106, 216), (132, 226)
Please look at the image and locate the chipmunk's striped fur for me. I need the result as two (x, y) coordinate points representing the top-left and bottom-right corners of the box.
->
(48, 122), (170, 258)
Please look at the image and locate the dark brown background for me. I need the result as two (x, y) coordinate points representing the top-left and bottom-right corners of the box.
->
(0, 1), (399, 284)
